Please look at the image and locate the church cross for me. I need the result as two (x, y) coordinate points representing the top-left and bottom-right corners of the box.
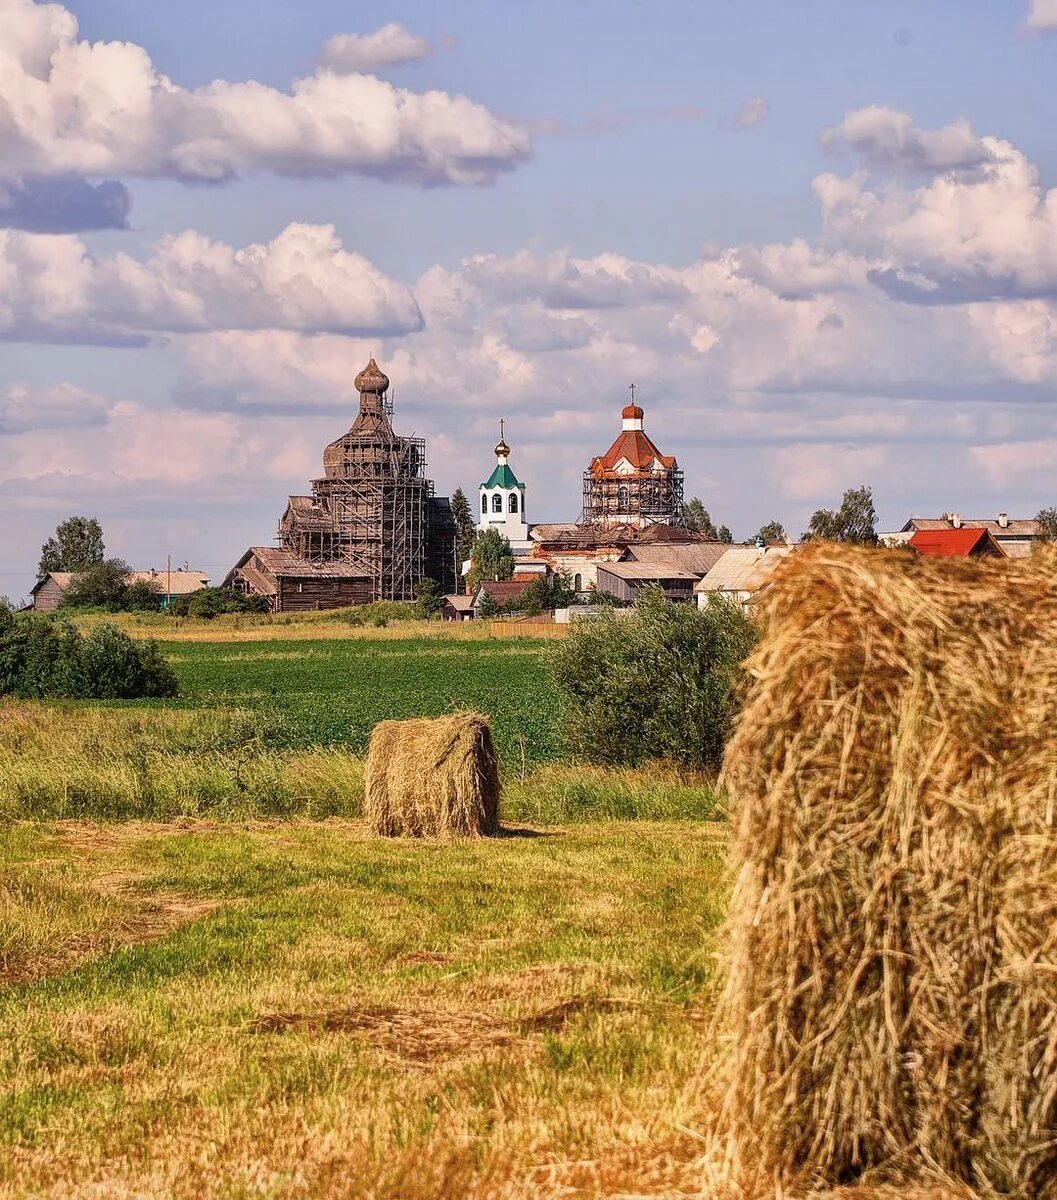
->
(500, 418), (506, 441)
(629, 383), (637, 404)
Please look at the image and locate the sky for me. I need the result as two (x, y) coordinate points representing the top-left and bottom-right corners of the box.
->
(2, 0), (1057, 601)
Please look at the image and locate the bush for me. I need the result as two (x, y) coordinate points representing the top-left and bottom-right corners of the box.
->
(60, 558), (131, 609)
(168, 587), (269, 619)
(0, 612), (178, 700)
(550, 590), (756, 771)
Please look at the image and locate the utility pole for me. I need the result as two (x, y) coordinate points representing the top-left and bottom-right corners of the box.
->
(166, 553), (171, 610)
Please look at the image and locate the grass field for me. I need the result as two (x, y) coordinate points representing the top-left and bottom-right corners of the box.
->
(162, 635), (563, 764)
(0, 819), (727, 1198)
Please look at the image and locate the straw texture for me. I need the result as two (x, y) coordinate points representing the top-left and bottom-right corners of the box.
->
(715, 544), (1057, 1198)
(364, 712), (501, 838)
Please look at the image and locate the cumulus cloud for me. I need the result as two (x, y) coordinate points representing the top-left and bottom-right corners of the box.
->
(1024, 0), (1057, 32)
(816, 127), (1057, 302)
(0, 223), (422, 343)
(0, 381), (109, 432)
(0, 175), (130, 231)
(318, 24), (431, 73)
(8, 105), (1057, 598)
(0, 0), (530, 186)
(734, 97), (769, 130)
(822, 106), (996, 173)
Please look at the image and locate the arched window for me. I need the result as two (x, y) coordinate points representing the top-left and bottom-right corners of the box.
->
(617, 485), (630, 510)
(573, 573), (582, 593)
(508, 493), (519, 513)
(481, 493), (488, 514)
(492, 493), (503, 513)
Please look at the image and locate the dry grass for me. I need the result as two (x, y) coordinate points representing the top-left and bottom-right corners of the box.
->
(365, 712), (501, 838)
(0, 700), (721, 825)
(0, 818), (725, 1198)
(72, 610), (570, 643)
(714, 544), (1057, 1199)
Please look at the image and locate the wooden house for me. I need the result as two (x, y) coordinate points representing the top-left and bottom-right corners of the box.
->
(224, 548), (371, 613)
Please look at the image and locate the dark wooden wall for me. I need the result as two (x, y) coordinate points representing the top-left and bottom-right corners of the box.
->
(277, 577), (372, 612)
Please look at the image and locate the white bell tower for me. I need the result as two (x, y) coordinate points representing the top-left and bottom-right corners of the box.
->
(478, 421), (530, 548)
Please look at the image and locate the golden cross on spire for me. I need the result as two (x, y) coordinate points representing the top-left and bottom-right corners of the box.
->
(629, 383), (637, 405)
(500, 418), (505, 441)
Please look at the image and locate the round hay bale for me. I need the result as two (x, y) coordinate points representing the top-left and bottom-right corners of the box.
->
(713, 543), (1057, 1199)
(364, 711), (501, 838)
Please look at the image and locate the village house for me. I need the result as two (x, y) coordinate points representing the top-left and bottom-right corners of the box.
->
(908, 528), (1004, 558)
(694, 544), (798, 609)
(899, 513), (1042, 558)
(30, 568), (209, 612)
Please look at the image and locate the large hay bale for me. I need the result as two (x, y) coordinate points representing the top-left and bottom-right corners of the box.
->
(364, 712), (500, 838)
(715, 544), (1057, 1199)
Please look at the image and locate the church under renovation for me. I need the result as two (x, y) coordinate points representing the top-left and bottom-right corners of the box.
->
(227, 359), (691, 611)
(226, 359), (455, 611)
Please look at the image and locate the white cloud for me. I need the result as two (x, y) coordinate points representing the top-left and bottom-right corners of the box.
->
(815, 128), (1057, 302)
(0, 381), (109, 432)
(767, 444), (889, 503)
(1024, 0), (1057, 32)
(734, 97), (769, 130)
(821, 106), (996, 172)
(0, 0), (530, 186)
(8, 106), (1057, 598)
(319, 24), (431, 73)
(970, 440), (1057, 486)
(0, 223), (422, 342)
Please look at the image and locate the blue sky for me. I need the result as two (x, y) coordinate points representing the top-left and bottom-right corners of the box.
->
(2, 0), (1057, 599)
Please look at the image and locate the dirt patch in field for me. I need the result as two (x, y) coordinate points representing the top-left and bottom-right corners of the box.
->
(246, 995), (640, 1063)
(399, 950), (456, 966)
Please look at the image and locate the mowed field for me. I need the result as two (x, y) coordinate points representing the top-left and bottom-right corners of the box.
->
(1, 623), (726, 1196)
(0, 819), (727, 1199)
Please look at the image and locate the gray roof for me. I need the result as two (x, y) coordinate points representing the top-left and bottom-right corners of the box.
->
(31, 569), (209, 596)
(695, 545), (798, 594)
(443, 594), (474, 611)
(903, 516), (1042, 537)
(235, 547), (370, 579)
(598, 562), (700, 581)
(622, 542), (733, 576)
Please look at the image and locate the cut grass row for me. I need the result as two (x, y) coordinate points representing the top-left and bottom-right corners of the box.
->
(0, 702), (722, 823)
(0, 819), (727, 1198)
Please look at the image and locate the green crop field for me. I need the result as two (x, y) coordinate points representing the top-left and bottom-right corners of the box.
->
(159, 636), (561, 765)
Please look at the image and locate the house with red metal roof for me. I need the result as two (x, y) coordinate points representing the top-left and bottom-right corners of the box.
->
(908, 528), (1004, 558)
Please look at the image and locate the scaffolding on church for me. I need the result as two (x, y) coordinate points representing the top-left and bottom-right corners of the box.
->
(277, 359), (435, 602)
(581, 468), (684, 527)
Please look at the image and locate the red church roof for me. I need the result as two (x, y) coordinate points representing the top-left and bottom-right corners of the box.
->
(591, 429), (676, 475)
(909, 528), (1003, 557)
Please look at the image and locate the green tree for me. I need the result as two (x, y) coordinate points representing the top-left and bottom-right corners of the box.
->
(477, 590), (500, 618)
(754, 520), (787, 545)
(682, 497), (730, 541)
(466, 528), (514, 593)
(1035, 507), (1057, 543)
(551, 590), (757, 771)
(804, 485), (879, 545)
(123, 579), (162, 611)
(60, 558), (131, 609)
(450, 488), (477, 565)
(415, 577), (444, 618)
(38, 516), (105, 578)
